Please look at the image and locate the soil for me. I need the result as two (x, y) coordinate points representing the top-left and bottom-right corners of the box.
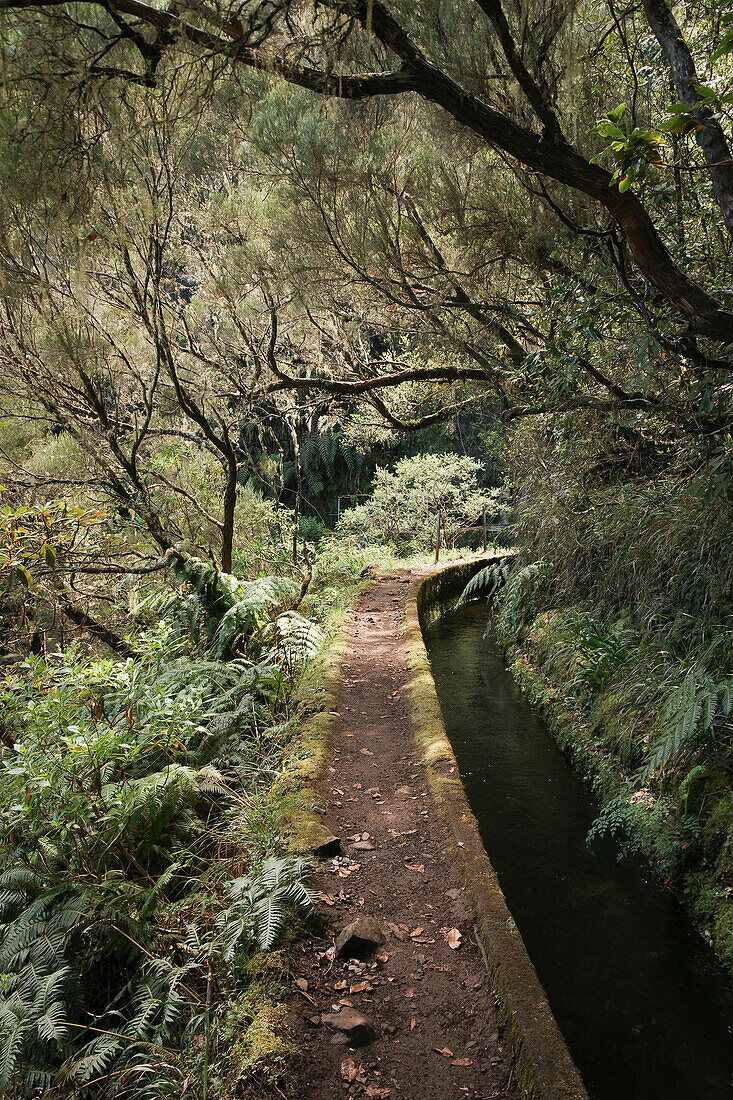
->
(287, 573), (517, 1100)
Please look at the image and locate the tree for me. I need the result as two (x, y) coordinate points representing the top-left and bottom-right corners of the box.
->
(2, 0), (733, 347)
(339, 452), (500, 551)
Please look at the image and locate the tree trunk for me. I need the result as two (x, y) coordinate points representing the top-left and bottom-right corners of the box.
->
(643, 0), (733, 239)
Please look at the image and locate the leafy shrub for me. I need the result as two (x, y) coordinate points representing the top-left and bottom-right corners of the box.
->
(339, 453), (500, 555)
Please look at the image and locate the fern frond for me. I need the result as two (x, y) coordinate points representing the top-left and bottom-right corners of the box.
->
(457, 561), (510, 606)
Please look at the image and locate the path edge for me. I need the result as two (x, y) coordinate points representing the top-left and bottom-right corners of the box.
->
(402, 556), (589, 1100)
(283, 618), (351, 856)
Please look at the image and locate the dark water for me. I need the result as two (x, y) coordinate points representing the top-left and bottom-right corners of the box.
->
(424, 603), (733, 1100)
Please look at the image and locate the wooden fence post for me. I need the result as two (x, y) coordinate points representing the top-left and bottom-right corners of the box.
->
(434, 510), (441, 563)
(483, 510), (487, 552)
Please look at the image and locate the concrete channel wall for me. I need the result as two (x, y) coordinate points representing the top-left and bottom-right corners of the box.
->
(402, 556), (589, 1100)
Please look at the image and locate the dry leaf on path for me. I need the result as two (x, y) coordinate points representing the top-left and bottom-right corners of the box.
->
(340, 1058), (363, 1083)
(365, 1088), (391, 1098)
(404, 988), (415, 998)
(410, 1018), (417, 1030)
(446, 928), (462, 950)
(406, 864), (425, 873)
(434, 1047), (454, 1058)
(451, 1058), (474, 1067)
(360, 748), (374, 755)
(294, 978), (308, 992)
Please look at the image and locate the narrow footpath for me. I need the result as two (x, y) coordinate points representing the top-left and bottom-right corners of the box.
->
(288, 572), (517, 1099)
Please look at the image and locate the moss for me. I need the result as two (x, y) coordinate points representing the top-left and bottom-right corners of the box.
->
(208, 573), (370, 1094)
(216, 981), (293, 1097)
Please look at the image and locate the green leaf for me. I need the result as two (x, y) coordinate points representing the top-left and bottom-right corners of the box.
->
(42, 545), (57, 569)
(596, 122), (626, 139)
(15, 566), (31, 590)
(711, 27), (733, 62)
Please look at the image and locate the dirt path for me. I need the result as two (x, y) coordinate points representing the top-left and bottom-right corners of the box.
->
(288, 573), (517, 1100)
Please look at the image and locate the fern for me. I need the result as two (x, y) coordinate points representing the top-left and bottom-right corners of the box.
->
(216, 856), (315, 953)
(261, 611), (324, 663)
(496, 561), (549, 643)
(457, 560), (511, 606)
(213, 576), (299, 658)
(643, 668), (733, 777)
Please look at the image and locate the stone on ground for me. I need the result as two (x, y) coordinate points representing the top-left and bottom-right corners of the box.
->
(334, 916), (384, 959)
(321, 1008), (377, 1047)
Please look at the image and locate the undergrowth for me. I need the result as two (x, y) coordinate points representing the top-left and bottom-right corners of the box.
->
(0, 559), (331, 1097)
(461, 530), (733, 973)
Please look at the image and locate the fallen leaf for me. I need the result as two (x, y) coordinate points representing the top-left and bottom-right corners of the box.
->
(446, 928), (462, 950)
(409, 927), (424, 938)
(410, 1018), (417, 1030)
(360, 748), (374, 756)
(404, 988), (415, 999)
(294, 978), (308, 992)
(350, 980), (373, 993)
(376, 953), (389, 964)
(340, 1058), (362, 1083)
(406, 864), (425, 873)
(451, 1058), (474, 1067)
(434, 1047), (454, 1058)
(334, 979), (348, 990)
(319, 893), (335, 906)
(365, 1088), (391, 1098)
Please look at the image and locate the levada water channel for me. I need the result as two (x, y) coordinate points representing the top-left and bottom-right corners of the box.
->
(423, 601), (733, 1099)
